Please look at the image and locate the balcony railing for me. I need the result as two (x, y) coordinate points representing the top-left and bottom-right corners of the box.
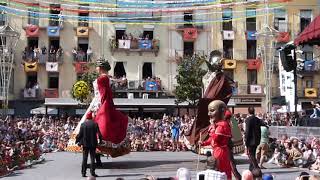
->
(232, 84), (265, 96)
(44, 88), (59, 98)
(21, 88), (42, 99)
(110, 38), (160, 56)
(298, 60), (320, 74)
(23, 47), (63, 64)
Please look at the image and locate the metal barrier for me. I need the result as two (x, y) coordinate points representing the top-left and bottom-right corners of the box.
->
(269, 126), (320, 140)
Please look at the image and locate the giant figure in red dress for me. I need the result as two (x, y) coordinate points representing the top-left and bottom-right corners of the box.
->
(66, 59), (130, 158)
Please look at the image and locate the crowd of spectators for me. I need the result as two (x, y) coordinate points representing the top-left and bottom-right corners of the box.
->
(128, 114), (194, 152)
(0, 115), (80, 176)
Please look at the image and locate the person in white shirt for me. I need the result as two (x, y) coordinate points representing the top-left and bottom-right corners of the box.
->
(87, 47), (93, 62)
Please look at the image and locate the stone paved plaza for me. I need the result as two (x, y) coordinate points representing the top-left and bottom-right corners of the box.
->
(4, 152), (317, 180)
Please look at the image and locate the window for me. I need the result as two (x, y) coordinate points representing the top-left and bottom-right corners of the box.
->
(28, 4), (39, 25)
(184, 12), (193, 27)
(49, 38), (60, 50)
(114, 62), (127, 78)
(142, 62), (153, 79)
(28, 38), (38, 49)
(247, 69), (257, 85)
(0, 3), (6, 26)
(78, 38), (89, 61)
(274, 9), (287, 32)
(143, 31), (153, 40)
(247, 40), (257, 59)
(300, 10), (312, 32)
(222, 8), (232, 30)
(78, 4), (89, 27)
(26, 73), (37, 89)
(301, 45), (313, 61)
(48, 73), (59, 89)
(116, 30), (125, 41)
(246, 8), (256, 31)
(223, 69), (234, 80)
(223, 40), (233, 59)
(305, 79), (313, 88)
(183, 41), (194, 57)
(49, 4), (60, 26)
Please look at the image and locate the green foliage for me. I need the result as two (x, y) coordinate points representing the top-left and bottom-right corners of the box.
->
(175, 54), (207, 106)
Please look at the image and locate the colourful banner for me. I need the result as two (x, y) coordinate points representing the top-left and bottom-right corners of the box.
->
(76, 27), (89, 37)
(247, 59), (261, 70)
(139, 40), (152, 49)
(26, 25), (39, 37)
(183, 28), (198, 41)
(223, 59), (236, 69)
(246, 31), (256, 40)
(47, 26), (60, 37)
(24, 62), (38, 72)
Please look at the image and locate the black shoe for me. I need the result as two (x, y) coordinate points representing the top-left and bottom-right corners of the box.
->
(96, 162), (103, 167)
(82, 174), (87, 177)
(92, 173), (99, 177)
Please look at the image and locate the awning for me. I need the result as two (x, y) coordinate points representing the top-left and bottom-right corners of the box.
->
(30, 107), (58, 115)
(45, 98), (80, 106)
(294, 15), (320, 45)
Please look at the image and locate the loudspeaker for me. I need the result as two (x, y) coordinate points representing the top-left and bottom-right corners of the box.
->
(279, 45), (297, 72)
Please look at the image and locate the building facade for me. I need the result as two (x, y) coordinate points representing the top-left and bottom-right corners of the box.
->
(1, 0), (319, 115)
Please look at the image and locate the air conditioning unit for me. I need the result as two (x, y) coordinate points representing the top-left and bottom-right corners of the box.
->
(128, 80), (138, 90)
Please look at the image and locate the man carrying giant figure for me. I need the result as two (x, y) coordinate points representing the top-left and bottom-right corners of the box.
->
(185, 50), (242, 179)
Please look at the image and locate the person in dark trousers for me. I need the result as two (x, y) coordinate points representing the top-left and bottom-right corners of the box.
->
(76, 111), (103, 177)
(244, 106), (262, 173)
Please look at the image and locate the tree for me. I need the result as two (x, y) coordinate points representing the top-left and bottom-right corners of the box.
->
(175, 54), (206, 107)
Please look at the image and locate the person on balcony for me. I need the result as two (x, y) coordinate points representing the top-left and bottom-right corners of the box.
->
(87, 47), (93, 62)
(310, 102), (320, 118)
(49, 46), (56, 62)
(56, 46), (63, 62)
(72, 47), (77, 62)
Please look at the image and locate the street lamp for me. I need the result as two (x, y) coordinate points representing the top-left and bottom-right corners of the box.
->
(0, 24), (20, 116)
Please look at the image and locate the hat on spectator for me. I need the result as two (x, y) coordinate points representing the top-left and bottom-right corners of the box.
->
(262, 174), (274, 180)
(86, 111), (93, 120)
(176, 168), (191, 180)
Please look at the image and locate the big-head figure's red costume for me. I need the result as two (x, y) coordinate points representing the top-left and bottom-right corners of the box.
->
(201, 120), (232, 179)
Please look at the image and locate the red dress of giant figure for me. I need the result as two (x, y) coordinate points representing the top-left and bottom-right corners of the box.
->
(95, 74), (128, 144)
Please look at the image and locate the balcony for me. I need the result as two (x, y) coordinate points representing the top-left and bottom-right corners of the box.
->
(72, 48), (93, 62)
(112, 79), (168, 99)
(110, 38), (160, 56)
(21, 88), (42, 100)
(44, 88), (59, 98)
(298, 60), (320, 75)
(23, 47), (64, 64)
(232, 84), (265, 96)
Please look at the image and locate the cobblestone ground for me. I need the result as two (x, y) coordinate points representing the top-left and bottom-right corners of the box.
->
(4, 152), (317, 180)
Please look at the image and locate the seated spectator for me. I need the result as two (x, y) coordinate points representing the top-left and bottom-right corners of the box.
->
(289, 139), (303, 167)
(310, 155), (320, 171)
(197, 157), (227, 180)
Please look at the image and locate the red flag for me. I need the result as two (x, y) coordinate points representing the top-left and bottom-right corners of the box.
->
(26, 25), (39, 37)
(277, 32), (290, 43)
(247, 59), (262, 70)
(183, 28), (198, 41)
